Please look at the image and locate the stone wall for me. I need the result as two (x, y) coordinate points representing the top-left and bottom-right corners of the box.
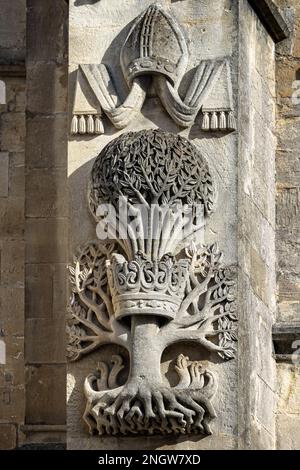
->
(0, 0), (68, 449)
(274, 0), (300, 450)
(237, 0), (278, 449)
(23, 0), (68, 447)
(0, 0), (26, 451)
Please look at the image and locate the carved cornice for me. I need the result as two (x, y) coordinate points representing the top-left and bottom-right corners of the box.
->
(248, 0), (290, 43)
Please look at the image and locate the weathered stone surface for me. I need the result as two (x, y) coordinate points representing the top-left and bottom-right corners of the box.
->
(25, 218), (68, 264)
(0, 383), (25, 423)
(0, 287), (24, 338)
(26, 116), (67, 169)
(237, 0), (277, 451)
(276, 415), (300, 449)
(26, 63), (67, 115)
(0, 152), (9, 197)
(0, 0), (26, 63)
(25, 365), (66, 425)
(276, 0), (300, 333)
(0, 240), (24, 287)
(26, 168), (68, 218)
(0, 424), (17, 450)
(0, 197), (24, 238)
(2, 78), (26, 114)
(25, 263), (67, 319)
(0, 336), (25, 386)
(25, 264), (53, 319)
(25, 317), (66, 363)
(0, 112), (25, 153)
(9, 152), (25, 198)
(27, 0), (67, 64)
(277, 364), (300, 414)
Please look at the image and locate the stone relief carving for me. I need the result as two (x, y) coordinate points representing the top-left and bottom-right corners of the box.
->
(71, 3), (236, 136)
(67, 129), (237, 436)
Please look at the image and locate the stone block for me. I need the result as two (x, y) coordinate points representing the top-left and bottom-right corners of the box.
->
(277, 364), (300, 415)
(25, 264), (53, 319)
(26, 168), (68, 218)
(0, 424), (17, 450)
(276, 118), (300, 185)
(0, 197), (24, 238)
(0, 112), (25, 153)
(25, 263), (67, 319)
(25, 217), (68, 264)
(25, 364), (66, 424)
(0, 336), (24, 386)
(0, 287), (24, 336)
(26, 115), (67, 169)
(0, 0), (26, 53)
(0, 152), (9, 197)
(277, 187), (300, 230)
(4, 78), (26, 114)
(0, 384), (25, 423)
(25, 317), (66, 363)
(26, 63), (67, 115)
(9, 152), (25, 198)
(0, 240), (24, 287)
(53, 264), (67, 314)
(277, 415), (300, 450)
(27, 0), (67, 64)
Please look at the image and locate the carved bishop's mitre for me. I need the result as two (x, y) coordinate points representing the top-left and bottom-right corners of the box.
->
(121, 3), (188, 87)
(107, 253), (190, 321)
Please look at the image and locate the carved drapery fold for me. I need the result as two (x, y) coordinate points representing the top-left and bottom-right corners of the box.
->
(71, 4), (236, 136)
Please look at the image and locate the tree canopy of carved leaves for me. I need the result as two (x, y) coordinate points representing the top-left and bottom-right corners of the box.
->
(89, 129), (215, 215)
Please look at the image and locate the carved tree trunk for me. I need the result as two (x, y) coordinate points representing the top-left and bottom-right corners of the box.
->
(129, 316), (163, 386)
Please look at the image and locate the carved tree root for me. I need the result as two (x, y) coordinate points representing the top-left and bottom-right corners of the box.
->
(85, 379), (216, 436)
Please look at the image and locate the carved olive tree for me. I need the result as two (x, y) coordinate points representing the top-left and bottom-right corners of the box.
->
(67, 130), (237, 436)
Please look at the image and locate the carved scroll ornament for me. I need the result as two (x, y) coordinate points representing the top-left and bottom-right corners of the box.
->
(67, 130), (237, 437)
(71, 3), (236, 136)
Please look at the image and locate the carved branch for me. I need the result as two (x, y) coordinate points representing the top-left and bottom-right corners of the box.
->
(75, 262), (112, 331)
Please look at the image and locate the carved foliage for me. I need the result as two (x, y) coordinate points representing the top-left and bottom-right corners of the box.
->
(89, 129), (215, 214)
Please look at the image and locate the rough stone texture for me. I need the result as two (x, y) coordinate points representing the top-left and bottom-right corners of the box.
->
(274, 0), (300, 450)
(0, 0), (26, 450)
(275, 0), (300, 323)
(25, 365), (66, 425)
(276, 364), (300, 449)
(23, 0), (68, 448)
(0, 0), (26, 64)
(235, 0), (277, 449)
(0, 424), (17, 450)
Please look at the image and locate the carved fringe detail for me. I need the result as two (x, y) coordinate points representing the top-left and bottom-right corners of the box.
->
(71, 115), (78, 134)
(71, 114), (104, 135)
(87, 115), (94, 134)
(219, 111), (226, 130)
(227, 111), (236, 131)
(94, 115), (104, 134)
(201, 110), (236, 132)
(202, 112), (210, 130)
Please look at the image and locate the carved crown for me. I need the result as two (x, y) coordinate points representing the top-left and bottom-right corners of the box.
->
(107, 252), (190, 321)
(121, 3), (188, 86)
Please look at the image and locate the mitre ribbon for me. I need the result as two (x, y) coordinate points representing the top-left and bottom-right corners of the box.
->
(71, 59), (236, 135)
